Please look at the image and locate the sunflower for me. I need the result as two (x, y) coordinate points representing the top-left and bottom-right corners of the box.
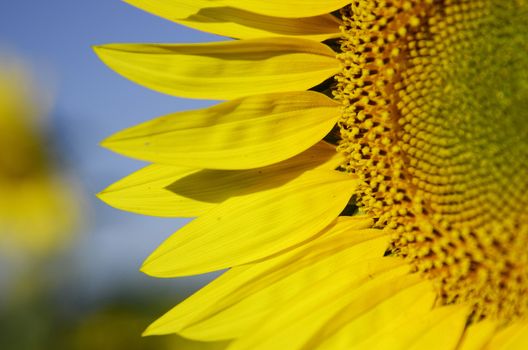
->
(96, 1), (528, 348)
(0, 62), (76, 257)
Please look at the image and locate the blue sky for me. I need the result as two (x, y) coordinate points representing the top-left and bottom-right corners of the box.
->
(0, 0), (224, 298)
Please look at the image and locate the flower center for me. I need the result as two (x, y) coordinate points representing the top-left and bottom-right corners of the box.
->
(335, 0), (528, 323)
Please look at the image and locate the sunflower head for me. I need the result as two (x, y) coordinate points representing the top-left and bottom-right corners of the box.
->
(97, 0), (528, 348)
(336, 0), (528, 323)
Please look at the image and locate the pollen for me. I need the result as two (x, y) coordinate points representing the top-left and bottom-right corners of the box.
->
(335, 0), (528, 323)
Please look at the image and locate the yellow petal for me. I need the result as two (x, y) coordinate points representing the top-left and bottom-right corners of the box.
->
(93, 38), (340, 100)
(98, 165), (200, 217)
(218, 0), (351, 18)
(125, 0), (341, 41)
(458, 320), (497, 350)
(102, 91), (341, 169)
(228, 261), (412, 350)
(485, 321), (528, 349)
(317, 281), (436, 350)
(144, 217), (381, 340)
(141, 169), (357, 277)
(359, 304), (469, 350)
(405, 306), (469, 350)
(98, 142), (342, 217)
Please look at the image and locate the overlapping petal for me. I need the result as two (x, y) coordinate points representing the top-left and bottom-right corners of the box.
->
(98, 142), (342, 217)
(143, 217), (379, 340)
(357, 304), (469, 350)
(316, 281), (436, 350)
(127, 0), (350, 19)
(125, 0), (341, 41)
(141, 169), (358, 277)
(227, 261), (413, 350)
(94, 38), (340, 100)
(102, 91), (341, 169)
(485, 321), (528, 349)
(210, 0), (351, 18)
(458, 321), (497, 350)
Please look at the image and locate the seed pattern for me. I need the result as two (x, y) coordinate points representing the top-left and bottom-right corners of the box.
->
(335, 0), (528, 322)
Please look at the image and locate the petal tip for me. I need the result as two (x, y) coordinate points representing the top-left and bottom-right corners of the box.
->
(99, 134), (119, 151)
(140, 256), (163, 277)
(139, 262), (151, 275)
(92, 45), (106, 56)
(141, 325), (155, 337)
(142, 320), (174, 337)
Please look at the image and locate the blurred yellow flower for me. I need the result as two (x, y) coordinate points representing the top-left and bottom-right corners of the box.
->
(97, 1), (527, 349)
(0, 62), (76, 257)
